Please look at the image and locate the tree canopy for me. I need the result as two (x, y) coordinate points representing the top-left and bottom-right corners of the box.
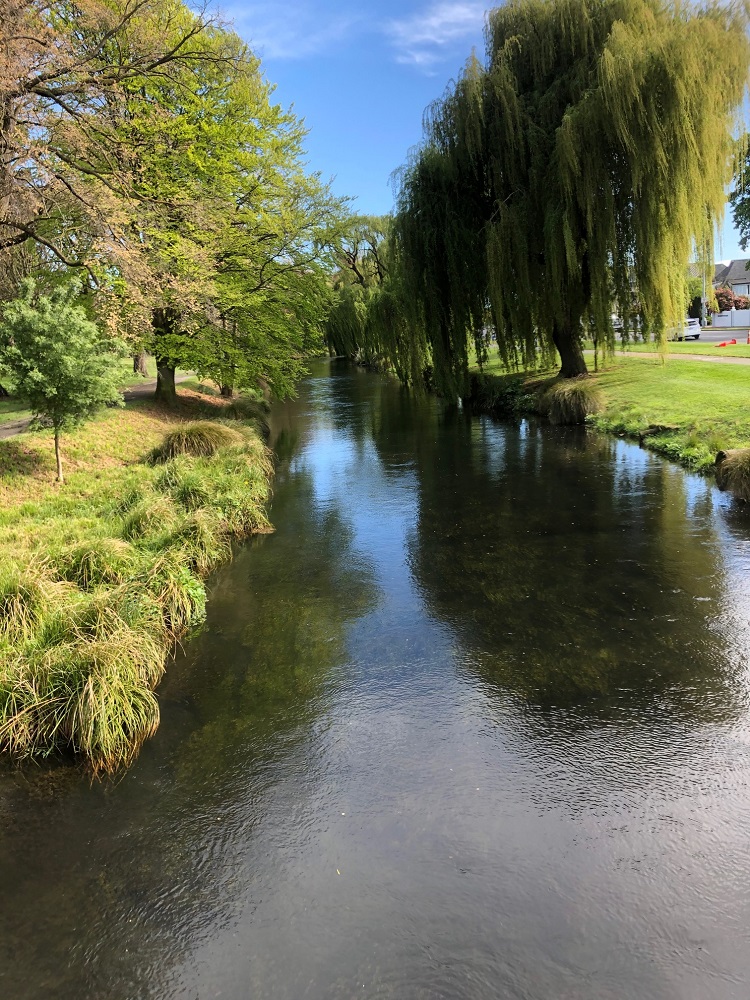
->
(0, 0), (346, 401)
(383, 0), (749, 395)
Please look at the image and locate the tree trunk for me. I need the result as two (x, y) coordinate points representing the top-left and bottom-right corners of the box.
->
(54, 426), (64, 484)
(152, 307), (179, 406)
(220, 384), (234, 398)
(552, 322), (588, 377)
(155, 359), (177, 405)
(133, 350), (149, 376)
(0, 384), (8, 398)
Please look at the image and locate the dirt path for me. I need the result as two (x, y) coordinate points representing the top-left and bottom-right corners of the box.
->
(0, 375), (192, 441)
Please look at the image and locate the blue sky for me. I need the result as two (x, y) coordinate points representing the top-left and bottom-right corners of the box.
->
(222, 0), (745, 261)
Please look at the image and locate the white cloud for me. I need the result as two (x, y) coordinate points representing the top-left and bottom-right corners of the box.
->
(220, 2), (363, 60)
(387, 1), (486, 69)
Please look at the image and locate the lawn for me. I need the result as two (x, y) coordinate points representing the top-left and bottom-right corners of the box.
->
(600, 340), (750, 359)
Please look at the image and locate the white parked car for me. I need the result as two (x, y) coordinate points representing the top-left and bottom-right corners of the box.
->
(669, 317), (701, 341)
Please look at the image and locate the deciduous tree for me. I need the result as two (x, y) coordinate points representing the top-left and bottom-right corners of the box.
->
(0, 280), (123, 481)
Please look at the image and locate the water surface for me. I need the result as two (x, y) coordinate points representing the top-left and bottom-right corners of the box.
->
(2, 359), (750, 999)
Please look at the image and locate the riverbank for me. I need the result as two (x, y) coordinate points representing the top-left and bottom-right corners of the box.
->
(0, 387), (273, 773)
(471, 353), (750, 475)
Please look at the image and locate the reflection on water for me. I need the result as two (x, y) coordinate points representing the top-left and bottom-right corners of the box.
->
(2, 359), (750, 999)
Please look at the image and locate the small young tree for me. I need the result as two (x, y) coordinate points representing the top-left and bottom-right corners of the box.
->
(0, 280), (124, 483)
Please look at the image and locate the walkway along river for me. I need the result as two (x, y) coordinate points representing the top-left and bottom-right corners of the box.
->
(2, 358), (750, 999)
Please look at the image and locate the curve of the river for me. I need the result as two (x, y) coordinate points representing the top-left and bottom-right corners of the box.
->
(2, 359), (750, 999)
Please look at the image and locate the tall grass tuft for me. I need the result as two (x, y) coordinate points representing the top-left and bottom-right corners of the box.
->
(154, 457), (212, 511)
(0, 636), (162, 772)
(0, 564), (59, 641)
(545, 378), (604, 426)
(171, 509), (232, 575)
(148, 421), (241, 463)
(53, 538), (140, 589)
(142, 553), (207, 638)
(121, 496), (181, 541)
(715, 448), (750, 501)
(223, 397), (271, 438)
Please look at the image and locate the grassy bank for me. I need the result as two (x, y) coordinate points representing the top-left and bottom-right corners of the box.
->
(472, 353), (750, 474)
(0, 388), (273, 773)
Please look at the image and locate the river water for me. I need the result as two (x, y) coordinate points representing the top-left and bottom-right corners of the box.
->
(2, 359), (750, 999)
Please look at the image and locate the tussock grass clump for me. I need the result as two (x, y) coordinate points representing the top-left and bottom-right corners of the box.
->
(715, 449), (750, 501)
(153, 457), (212, 511)
(112, 482), (154, 516)
(121, 496), (181, 541)
(171, 509), (232, 575)
(223, 396), (271, 437)
(148, 421), (241, 463)
(545, 378), (603, 426)
(143, 553), (207, 637)
(0, 634), (162, 772)
(53, 538), (140, 589)
(0, 564), (59, 641)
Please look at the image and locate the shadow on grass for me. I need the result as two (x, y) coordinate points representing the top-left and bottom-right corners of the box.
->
(0, 438), (48, 477)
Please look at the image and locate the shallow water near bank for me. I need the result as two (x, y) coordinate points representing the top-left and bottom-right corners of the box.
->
(2, 358), (750, 999)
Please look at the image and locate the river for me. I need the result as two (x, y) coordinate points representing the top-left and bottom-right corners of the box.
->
(2, 359), (750, 999)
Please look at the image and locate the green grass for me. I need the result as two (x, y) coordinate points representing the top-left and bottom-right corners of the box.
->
(591, 356), (750, 470)
(590, 340), (750, 358)
(471, 353), (750, 474)
(0, 395), (32, 425)
(0, 389), (273, 773)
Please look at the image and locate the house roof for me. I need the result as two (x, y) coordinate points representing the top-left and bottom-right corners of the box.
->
(713, 259), (750, 286)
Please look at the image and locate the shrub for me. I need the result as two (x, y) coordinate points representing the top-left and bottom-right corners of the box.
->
(545, 378), (603, 425)
(148, 421), (241, 463)
(715, 285), (737, 312)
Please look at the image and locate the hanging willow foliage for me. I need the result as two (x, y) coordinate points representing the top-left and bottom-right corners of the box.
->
(389, 0), (749, 391)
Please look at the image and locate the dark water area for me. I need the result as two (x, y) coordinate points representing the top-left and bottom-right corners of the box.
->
(3, 359), (750, 999)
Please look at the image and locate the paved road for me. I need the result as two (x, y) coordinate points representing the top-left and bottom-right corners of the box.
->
(691, 328), (749, 344)
(0, 375), (192, 441)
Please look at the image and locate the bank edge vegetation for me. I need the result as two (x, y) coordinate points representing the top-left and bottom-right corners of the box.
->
(0, 404), (273, 773)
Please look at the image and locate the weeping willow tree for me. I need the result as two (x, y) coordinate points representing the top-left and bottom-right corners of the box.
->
(325, 215), (425, 380)
(392, 0), (749, 391)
